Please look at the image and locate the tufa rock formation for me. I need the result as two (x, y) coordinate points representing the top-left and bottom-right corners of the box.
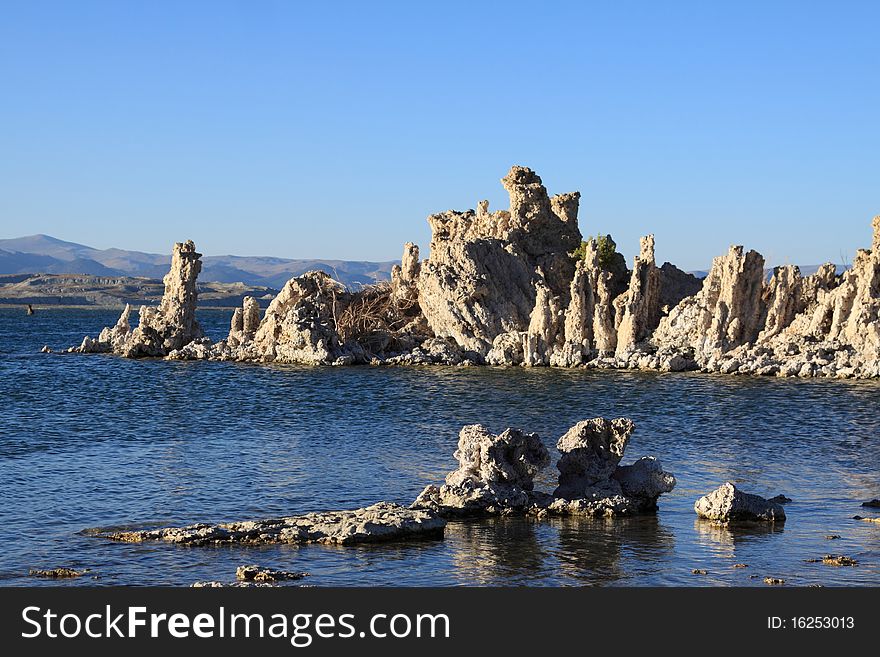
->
(694, 482), (786, 522)
(413, 417), (675, 518)
(75, 241), (204, 357)
(417, 166), (581, 356)
(68, 167), (879, 379)
(553, 418), (634, 500)
(546, 418), (676, 516)
(227, 296), (261, 346)
(615, 235), (661, 356)
(651, 245), (766, 364)
(412, 425), (551, 516)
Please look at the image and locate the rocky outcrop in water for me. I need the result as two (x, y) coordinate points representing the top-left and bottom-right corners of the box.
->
(413, 418), (675, 518)
(78, 303), (133, 353)
(694, 482), (786, 522)
(545, 418), (676, 517)
(250, 271), (353, 365)
(102, 502), (445, 546)
(236, 565), (308, 582)
(75, 241), (204, 357)
(412, 425), (551, 516)
(68, 167), (879, 378)
(553, 418), (634, 499)
(704, 217), (880, 378)
(121, 240), (204, 357)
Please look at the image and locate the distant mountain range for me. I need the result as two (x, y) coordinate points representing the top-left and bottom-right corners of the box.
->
(0, 234), (850, 290)
(0, 235), (397, 288)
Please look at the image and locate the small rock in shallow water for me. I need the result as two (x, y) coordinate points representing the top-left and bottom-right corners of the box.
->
(852, 515), (880, 523)
(861, 499), (880, 508)
(763, 577), (785, 585)
(236, 565), (308, 582)
(820, 554), (858, 567)
(692, 569), (708, 575)
(825, 535), (841, 540)
(733, 563), (749, 568)
(29, 567), (88, 579)
(694, 482), (786, 522)
(768, 494), (792, 504)
(192, 581), (274, 588)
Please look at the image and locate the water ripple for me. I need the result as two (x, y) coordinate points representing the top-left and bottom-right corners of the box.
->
(1, 307), (879, 586)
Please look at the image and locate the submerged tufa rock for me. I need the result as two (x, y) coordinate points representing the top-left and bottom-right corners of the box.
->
(29, 567), (89, 579)
(235, 565), (308, 582)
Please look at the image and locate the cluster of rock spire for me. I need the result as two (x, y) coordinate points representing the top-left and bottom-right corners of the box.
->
(73, 166), (880, 378)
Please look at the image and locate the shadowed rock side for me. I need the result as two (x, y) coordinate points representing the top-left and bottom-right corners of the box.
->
(68, 166), (880, 377)
(412, 417), (675, 518)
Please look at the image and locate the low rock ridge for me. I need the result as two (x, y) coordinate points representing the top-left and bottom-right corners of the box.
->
(100, 503), (446, 546)
(67, 167), (879, 378)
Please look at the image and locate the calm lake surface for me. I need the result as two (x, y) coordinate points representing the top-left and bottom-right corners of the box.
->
(1, 306), (879, 587)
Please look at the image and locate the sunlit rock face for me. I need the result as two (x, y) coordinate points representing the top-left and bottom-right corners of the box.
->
(76, 241), (204, 357)
(651, 245), (766, 363)
(705, 216), (880, 378)
(417, 166), (582, 356)
(694, 482), (786, 522)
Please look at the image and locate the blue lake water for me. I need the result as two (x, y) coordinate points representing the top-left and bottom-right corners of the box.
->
(1, 306), (879, 586)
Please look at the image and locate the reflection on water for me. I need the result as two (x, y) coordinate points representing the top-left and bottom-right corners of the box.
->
(694, 519), (785, 557)
(1, 307), (879, 587)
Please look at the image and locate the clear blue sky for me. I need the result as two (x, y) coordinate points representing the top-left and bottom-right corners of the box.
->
(0, 1), (877, 270)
